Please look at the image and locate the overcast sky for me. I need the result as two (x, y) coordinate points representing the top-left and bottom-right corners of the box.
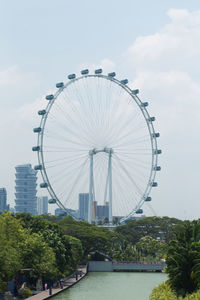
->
(0, 0), (200, 219)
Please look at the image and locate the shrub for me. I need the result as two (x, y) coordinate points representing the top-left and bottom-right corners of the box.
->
(18, 287), (32, 299)
(0, 281), (8, 293)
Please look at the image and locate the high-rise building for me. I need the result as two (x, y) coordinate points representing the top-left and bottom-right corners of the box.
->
(15, 164), (37, 215)
(79, 193), (89, 221)
(0, 188), (9, 213)
(96, 203), (109, 220)
(37, 196), (48, 215)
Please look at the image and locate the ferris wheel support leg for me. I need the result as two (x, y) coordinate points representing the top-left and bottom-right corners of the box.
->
(108, 152), (113, 224)
(88, 154), (93, 223)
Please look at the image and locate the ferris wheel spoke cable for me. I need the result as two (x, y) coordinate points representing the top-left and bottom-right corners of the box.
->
(111, 160), (135, 215)
(76, 79), (101, 133)
(44, 131), (89, 148)
(44, 152), (87, 165)
(111, 121), (148, 147)
(43, 145), (87, 152)
(47, 111), (95, 147)
(112, 129), (149, 149)
(112, 157), (145, 200)
(71, 80), (99, 132)
(63, 156), (89, 207)
(46, 155), (88, 182)
(50, 100), (94, 142)
(61, 90), (96, 138)
(113, 153), (144, 195)
(54, 157), (89, 205)
(104, 111), (142, 147)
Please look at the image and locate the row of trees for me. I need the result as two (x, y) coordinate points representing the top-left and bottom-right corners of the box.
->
(0, 212), (184, 294)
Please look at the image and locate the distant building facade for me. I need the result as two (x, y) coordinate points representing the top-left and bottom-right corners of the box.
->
(15, 164), (37, 215)
(79, 193), (89, 221)
(96, 203), (109, 220)
(55, 207), (65, 216)
(0, 188), (9, 213)
(37, 196), (48, 215)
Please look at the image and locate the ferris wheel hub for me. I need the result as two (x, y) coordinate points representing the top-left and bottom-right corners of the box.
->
(89, 147), (114, 156)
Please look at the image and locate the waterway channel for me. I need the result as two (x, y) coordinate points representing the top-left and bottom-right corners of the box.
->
(53, 272), (167, 300)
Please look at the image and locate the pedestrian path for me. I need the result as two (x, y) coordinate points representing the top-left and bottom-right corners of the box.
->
(29, 266), (87, 300)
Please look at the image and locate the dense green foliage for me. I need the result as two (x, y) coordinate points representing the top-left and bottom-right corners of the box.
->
(115, 216), (183, 244)
(0, 212), (185, 296)
(150, 282), (200, 300)
(151, 220), (200, 298)
(166, 220), (200, 296)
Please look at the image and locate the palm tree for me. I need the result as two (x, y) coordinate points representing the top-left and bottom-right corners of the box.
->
(166, 221), (200, 296)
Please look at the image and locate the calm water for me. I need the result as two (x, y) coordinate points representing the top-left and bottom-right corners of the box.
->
(53, 272), (167, 300)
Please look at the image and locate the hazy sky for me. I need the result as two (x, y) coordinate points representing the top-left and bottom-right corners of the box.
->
(0, 0), (200, 219)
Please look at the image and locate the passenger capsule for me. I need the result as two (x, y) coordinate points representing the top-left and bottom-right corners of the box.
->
(136, 208), (143, 214)
(151, 182), (158, 187)
(48, 199), (56, 204)
(40, 183), (48, 188)
(81, 69), (89, 75)
(132, 89), (139, 95)
(56, 82), (64, 88)
(154, 149), (162, 154)
(141, 102), (148, 107)
(120, 79), (128, 84)
(108, 72), (116, 77)
(154, 166), (161, 171)
(32, 146), (40, 151)
(38, 110), (46, 115)
(33, 127), (42, 133)
(145, 197), (152, 202)
(149, 117), (155, 122)
(152, 133), (160, 138)
(46, 94), (54, 100)
(34, 165), (43, 170)
(95, 69), (102, 74)
(68, 74), (76, 80)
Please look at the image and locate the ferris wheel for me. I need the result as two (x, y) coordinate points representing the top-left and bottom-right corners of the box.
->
(32, 69), (161, 223)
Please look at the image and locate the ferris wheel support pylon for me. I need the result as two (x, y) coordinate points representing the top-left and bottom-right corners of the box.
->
(108, 149), (113, 224)
(88, 150), (93, 223)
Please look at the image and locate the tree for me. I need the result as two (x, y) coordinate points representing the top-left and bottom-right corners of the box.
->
(0, 212), (24, 282)
(166, 221), (200, 296)
(20, 233), (58, 280)
(136, 236), (166, 262)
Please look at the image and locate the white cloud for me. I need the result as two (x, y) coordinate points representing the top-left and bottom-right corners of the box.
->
(125, 9), (200, 219)
(127, 9), (200, 73)
(79, 58), (116, 74)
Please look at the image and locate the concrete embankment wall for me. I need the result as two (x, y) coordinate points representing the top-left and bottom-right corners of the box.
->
(88, 261), (113, 272)
(88, 261), (165, 272)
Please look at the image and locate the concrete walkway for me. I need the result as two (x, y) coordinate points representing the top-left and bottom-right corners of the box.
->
(28, 266), (87, 300)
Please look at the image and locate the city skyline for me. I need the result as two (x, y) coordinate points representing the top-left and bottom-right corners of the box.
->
(0, 1), (200, 219)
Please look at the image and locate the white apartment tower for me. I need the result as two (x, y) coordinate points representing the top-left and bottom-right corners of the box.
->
(15, 164), (37, 215)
